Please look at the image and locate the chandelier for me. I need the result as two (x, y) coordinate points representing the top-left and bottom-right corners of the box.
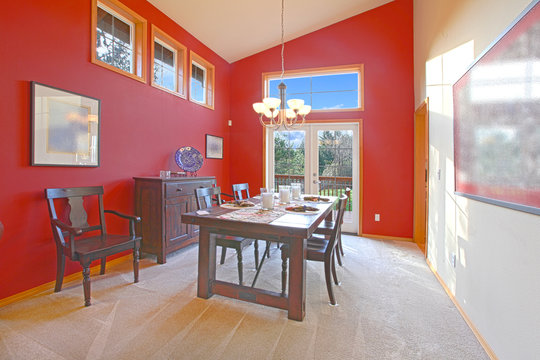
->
(252, 0), (311, 129)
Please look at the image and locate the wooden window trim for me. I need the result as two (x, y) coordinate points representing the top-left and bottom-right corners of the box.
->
(262, 64), (364, 112)
(189, 51), (215, 110)
(91, 0), (147, 83)
(151, 25), (187, 98)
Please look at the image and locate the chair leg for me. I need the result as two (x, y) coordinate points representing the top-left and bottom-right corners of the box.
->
(267, 241), (271, 258)
(220, 246), (227, 264)
(133, 246), (139, 283)
(335, 244), (343, 267)
(280, 247), (288, 296)
(251, 245), (270, 287)
(254, 240), (259, 270)
(331, 250), (340, 286)
(54, 248), (65, 292)
(100, 257), (106, 275)
(236, 249), (243, 286)
(338, 233), (345, 256)
(324, 257), (337, 306)
(82, 262), (92, 306)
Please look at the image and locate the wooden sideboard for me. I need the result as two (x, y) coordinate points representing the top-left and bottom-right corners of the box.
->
(134, 176), (216, 263)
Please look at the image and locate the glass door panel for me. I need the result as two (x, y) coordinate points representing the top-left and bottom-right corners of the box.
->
(315, 129), (355, 232)
(267, 123), (359, 234)
(272, 130), (306, 191)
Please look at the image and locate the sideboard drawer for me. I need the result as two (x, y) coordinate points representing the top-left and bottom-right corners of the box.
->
(165, 182), (198, 198)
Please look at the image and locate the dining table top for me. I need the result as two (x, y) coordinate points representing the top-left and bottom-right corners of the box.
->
(182, 195), (337, 240)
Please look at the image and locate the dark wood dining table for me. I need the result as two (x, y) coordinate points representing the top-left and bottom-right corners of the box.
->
(181, 196), (337, 321)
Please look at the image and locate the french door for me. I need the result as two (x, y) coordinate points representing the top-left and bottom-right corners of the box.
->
(266, 123), (360, 233)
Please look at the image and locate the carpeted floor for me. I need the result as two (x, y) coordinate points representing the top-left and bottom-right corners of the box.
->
(0, 235), (489, 359)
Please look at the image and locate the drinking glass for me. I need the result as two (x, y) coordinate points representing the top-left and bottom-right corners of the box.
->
(291, 183), (301, 200)
(261, 192), (274, 210)
(279, 185), (291, 204)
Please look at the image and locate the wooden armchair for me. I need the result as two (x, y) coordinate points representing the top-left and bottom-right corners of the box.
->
(45, 186), (141, 306)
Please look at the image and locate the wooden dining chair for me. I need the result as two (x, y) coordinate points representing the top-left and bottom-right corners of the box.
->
(45, 186), (141, 306)
(232, 183), (250, 200)
(280, 194), (348, 305)
(233, 182), (275, 259)
(195, 186), (256, 285)
(314, 188), (350, 266)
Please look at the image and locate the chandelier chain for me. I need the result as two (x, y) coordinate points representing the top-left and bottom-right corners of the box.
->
(252, 0), (309, 129)
(280, 0), (284, 79)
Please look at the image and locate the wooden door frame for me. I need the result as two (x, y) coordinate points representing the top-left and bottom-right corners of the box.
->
(262, 119), (363, 235)
(413, 99), (429, 255)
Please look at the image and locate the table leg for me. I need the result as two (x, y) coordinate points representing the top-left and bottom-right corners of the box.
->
(197, 226), (216, 298)
(287, 236), (306, 321)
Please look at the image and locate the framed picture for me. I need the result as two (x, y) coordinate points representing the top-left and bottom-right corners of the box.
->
(205, 134), (223, 159)
(453, 0), (540, 215)
(31, 82), (100, 167)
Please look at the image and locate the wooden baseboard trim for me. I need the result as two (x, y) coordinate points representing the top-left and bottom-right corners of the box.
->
(426, 259), (498, 360)
(0, 255), (132, 308)
(361, 233), (413, 242)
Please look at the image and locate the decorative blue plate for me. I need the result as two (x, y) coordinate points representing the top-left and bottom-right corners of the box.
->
(175, 147), (203, 173)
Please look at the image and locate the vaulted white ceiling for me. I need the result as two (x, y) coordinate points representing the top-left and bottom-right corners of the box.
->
(147, 0), (393, 63)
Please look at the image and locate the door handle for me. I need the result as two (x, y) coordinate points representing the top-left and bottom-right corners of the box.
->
(313, 180), (321, 184)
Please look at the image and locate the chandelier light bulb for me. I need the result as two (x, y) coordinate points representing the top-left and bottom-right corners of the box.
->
(298, 104), (311, 116)
(253, 102), (267, 114)
(262, 97), (281, 110)
(287, 99), (304, 111)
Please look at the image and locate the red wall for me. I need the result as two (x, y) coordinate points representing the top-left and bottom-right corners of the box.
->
(0, 0), (414, 301)
(0, 0), (231, 300)
(229, 0), (414, 238)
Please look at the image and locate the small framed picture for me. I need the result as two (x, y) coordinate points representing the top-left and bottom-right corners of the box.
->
(205, 134), (223, 159)
(31, 82), (100, 167)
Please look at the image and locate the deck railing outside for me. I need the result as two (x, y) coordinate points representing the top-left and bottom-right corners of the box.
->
(274, 174), (352, 211)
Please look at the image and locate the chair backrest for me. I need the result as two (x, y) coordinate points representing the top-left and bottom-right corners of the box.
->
(195, 186), (222, 210)
(327, 194), (348, 256)
(45, 186), (107, 249)
(342, 187), (351, 224)
(232, 183), (250, 200)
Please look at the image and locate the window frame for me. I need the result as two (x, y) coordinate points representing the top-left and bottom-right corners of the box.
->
(91, 0), (147, 83)
(151, 25), (187, 98)
(262, 64), (364, 112)
(189, 51), (215, 110)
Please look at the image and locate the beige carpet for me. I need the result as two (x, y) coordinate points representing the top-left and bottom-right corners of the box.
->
(0, 236), (489, 360)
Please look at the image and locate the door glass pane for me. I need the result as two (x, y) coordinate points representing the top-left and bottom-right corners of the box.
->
(318, 130), (353, 217)
(274, 131), (305, 190)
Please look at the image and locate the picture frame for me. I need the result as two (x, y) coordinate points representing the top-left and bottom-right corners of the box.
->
(31, 81), (100, 167)
(205, 134), (223, 159)
(453, 0), (540, 215)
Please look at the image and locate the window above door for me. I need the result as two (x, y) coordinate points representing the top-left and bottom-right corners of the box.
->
(264, 65), (364, 112)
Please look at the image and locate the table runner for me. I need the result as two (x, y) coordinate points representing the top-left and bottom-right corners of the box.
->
(218, 206), (285, 223)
